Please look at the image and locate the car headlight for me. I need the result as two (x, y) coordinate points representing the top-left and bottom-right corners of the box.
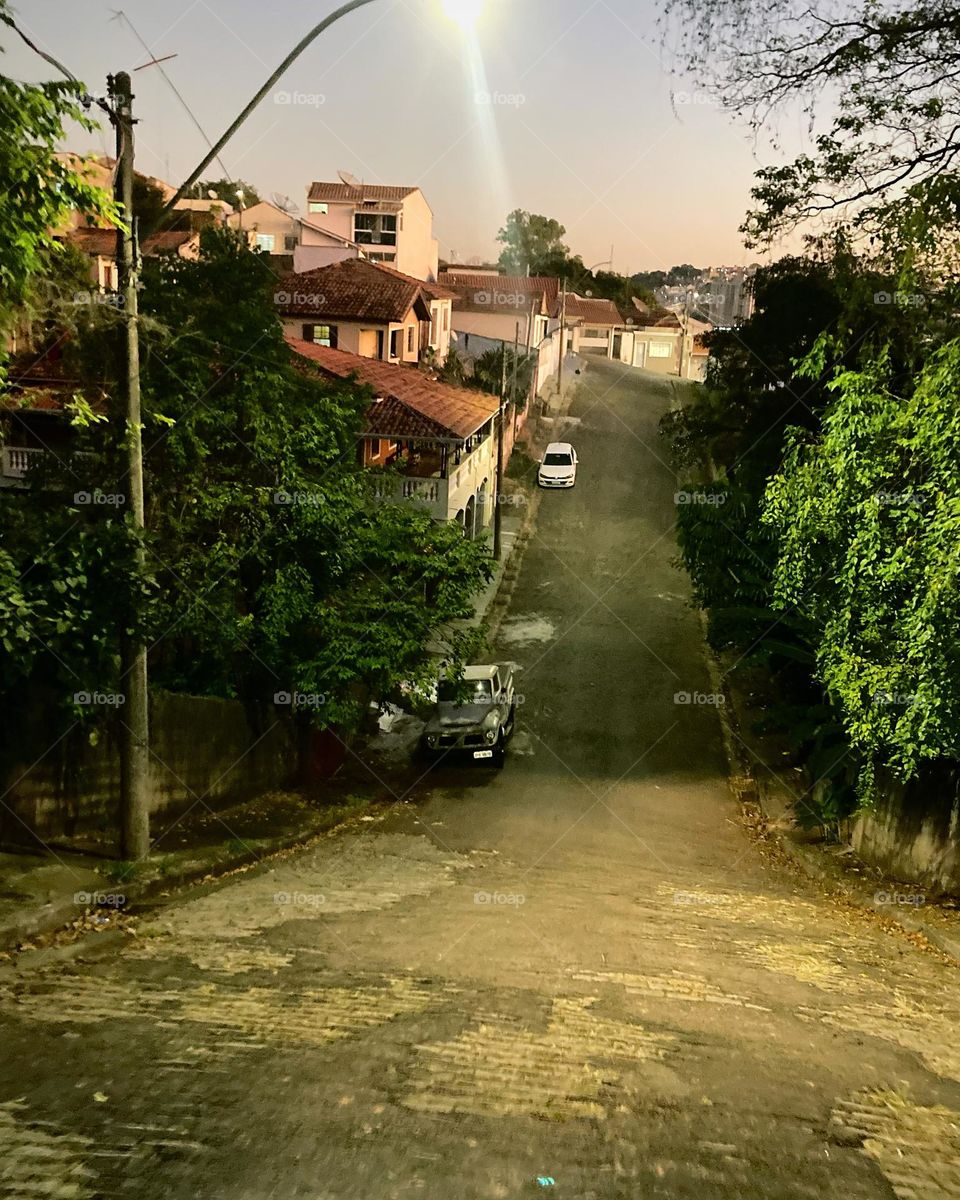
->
(426, 735), (439, 748)
(485, 728), (498, 744)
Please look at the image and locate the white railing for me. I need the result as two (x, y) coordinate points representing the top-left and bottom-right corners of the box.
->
(1, 445), (45, 479)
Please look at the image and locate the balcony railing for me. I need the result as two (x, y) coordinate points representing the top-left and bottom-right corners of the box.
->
(2, 445), (45, 479)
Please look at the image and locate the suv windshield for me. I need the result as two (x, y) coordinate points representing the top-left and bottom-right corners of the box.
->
(438, 679), (494, 705)
(544, 452), (572, 466)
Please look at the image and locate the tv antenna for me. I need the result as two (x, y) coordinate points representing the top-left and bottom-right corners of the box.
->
(271, 192), (299, 214)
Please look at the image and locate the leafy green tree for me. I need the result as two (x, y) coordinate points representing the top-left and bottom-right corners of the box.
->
(765, 341), (960, 802)
(196, 177), (261, 208)
(665, 0), (960, 246)
(497, 210), (569, 276)
(0, 1), (117, 350)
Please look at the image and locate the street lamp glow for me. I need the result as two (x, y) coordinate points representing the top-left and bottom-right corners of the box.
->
(442, 0), (483, 29)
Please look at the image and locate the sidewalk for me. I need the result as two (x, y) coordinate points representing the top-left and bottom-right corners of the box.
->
(0, 789), (371, 955)
(700, 630), (960, 964)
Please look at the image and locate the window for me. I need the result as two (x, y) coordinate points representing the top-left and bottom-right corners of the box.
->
(354, 212), (397, 246)
(389, 329), (401, 358)
(303, 324), (337, 348)
(430, 310), (439, 345)
(406, 326), (415, 354)
(255, 233), (275, 252)
(648, 341), (672, 358)
(308, 201), (329, 214)
(284, 234), (298, 252)
(443, 306), (450, 331)
(365, 251), (396, 264)
(584, 327), (607, 339)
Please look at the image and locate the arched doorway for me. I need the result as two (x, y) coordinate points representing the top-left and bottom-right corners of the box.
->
(477, 479), (488, 531)
(465, 494), (476, 540)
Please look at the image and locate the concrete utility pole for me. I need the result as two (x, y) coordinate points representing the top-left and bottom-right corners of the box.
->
(556, 278), (567, 402)
(677, 286), (692, 380)
(109, 71), (150, 860)
(493, 344), (508, 560)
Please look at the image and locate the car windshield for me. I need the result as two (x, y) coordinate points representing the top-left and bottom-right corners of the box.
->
(438, 679), (494, 705)
(544, 452), (572, 466)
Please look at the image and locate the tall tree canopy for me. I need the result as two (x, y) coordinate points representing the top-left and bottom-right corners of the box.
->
(496, 210), (569, 276)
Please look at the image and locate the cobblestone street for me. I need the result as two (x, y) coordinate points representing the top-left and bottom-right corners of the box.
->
(3, 361), (960, 1199)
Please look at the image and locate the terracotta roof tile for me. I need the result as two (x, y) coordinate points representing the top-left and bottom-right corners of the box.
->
(564, 295), (624, 324)
(287, 337), (499, 441)
(62, 228), (196, 256)
(275, 257), (445, 322)
(307, 182), (418, 204)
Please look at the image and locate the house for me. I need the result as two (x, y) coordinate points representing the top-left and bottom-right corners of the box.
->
(562, 295), (624, 356)
(56, 227), (201, 293)
(226, 200), (361, 268)
(288, 337), (500, 537)
(274, 257), (454, 364)
(439, 272), (560, 350)
(298, 181), (439, 281)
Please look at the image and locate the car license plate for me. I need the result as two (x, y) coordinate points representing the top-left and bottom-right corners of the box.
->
(473, 750), (494, 759)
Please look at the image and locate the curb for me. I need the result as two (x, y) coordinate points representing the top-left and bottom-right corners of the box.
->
(698, 618), (960, 964)
(0, 800), (371, 955)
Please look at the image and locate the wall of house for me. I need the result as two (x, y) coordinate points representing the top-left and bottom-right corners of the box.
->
(448, 435), (496, 535)
(851, 765), (960, 893)
(634, 331), (681, 374)
(450, 309), (534, 346)
(429, 300), (452, 361)
(293, 245), (356, 273)
(578, 328), (615, 355)
(396, 191), (439, 282)
(0, 691), (296, 844)
(227, 203), (299, 254)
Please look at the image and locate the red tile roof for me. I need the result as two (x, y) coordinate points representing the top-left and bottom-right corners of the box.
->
(287, 337), (499, 441)
(440, 273), (561, 314)
(564, 295), (624, 325)
(275, 257), (445, 322)
(307, 182), (418, 204)
(61, 228), (197, 256)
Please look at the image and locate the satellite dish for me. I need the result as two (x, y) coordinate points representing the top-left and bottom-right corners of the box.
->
(271, 192), (299, 214)
(337, 169), (362, 188)
(206, 189), (218, 200)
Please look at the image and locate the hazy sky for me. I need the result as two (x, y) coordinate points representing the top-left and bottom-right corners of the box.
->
(7, 0), (794, 272)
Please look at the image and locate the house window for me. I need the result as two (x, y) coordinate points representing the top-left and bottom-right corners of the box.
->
(648, 341), (672, 357)
(284, 234), (298, 251)
(308, 202), (329, 214)
(303, 324), (338, 348)
(354, 212), (397, 246)
(389, 329), (402, 358)
(406, 326), (415, 354)
(430, 310), (439, 345)
(443, 306), (450, 331)
(584, 327), (607, 339)
(366, 251), (397, 264)
(255, 233), (275, 252)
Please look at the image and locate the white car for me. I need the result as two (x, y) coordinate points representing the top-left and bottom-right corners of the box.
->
(538, 442), (578, 489)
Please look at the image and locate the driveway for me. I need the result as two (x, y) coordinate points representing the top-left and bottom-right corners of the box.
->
(2, 359), (959, 1199)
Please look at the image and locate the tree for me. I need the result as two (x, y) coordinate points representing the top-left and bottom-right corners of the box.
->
(0, 2), (117, 350)
(496, 210), (569, 276)
(665, 0), (960, 247)
(196, 177), (262, 209)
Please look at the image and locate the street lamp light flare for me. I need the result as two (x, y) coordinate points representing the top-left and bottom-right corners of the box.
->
(442, 0), (483, 29)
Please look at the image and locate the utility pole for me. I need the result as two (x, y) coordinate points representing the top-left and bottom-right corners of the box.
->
(110, 72), (150, 860)
(493, 344), (508, 560)
(556, 278), (567, 402)
(677, 286), (692, 380)
(512, 320), (521, 439)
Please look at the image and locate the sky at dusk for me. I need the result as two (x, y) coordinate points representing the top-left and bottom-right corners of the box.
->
(7, 0), (800, 272)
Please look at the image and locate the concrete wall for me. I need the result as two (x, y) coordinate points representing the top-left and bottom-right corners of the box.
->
(852, 766), (960, 893)
(1, 692), (296, 845)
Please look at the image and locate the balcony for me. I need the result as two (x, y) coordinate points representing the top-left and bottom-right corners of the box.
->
(1, 445), (45, 481)
(368, 436), (495, 526)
